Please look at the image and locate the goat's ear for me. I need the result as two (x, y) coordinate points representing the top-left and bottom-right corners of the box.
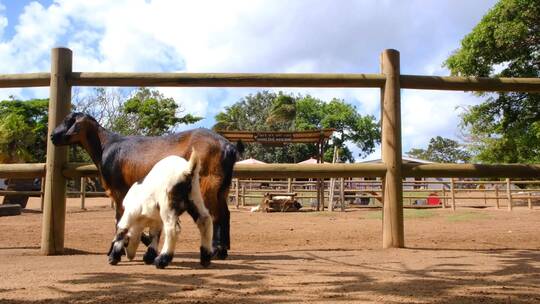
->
(65, 122), (81, 136)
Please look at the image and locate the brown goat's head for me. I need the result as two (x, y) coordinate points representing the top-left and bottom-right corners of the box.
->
(50, 112), (98, 146)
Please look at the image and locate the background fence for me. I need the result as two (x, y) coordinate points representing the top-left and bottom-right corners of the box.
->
(229, 178), (540, 210)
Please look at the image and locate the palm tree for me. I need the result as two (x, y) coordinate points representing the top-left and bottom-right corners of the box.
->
(213, 104), (244, 130)
(265, 94), (297, 128)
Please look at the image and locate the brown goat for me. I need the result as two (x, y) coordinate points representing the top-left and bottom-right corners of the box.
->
(51, 112), (242, 259)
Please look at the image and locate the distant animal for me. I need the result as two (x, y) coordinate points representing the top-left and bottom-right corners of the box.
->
(51, 112), (243, 259)
(108, 151), (213, 269)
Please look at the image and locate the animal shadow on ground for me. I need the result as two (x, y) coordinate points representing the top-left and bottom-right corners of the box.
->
(312, 248), (540, 304)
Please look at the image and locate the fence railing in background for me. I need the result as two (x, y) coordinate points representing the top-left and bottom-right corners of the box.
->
(228, 178), (540, 211)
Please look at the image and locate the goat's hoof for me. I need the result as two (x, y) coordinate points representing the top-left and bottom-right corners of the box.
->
(108, 251), (122, 265)
(108, 242), (124, 265)
(213, 246), (228, 260)
(154, 254), (173, 269)
(200, 246), (212, 268)
(141, 233), (152, 247)
(108, 255), (121, 265)
(143, 247), (158, 265)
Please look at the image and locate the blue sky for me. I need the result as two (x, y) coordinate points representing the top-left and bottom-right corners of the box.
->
(0, 0), (499, 161)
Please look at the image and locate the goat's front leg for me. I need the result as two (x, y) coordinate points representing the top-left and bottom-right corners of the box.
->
(125, 224), (143, 261)
(108, 228), (128, 265)
(109, 206), (136, 265)
(154, 211), (179, 269)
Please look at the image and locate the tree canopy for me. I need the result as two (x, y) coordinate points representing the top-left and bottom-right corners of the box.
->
(444, 0), (540, 163)
(213, 91), (380, 163)
(406, 136), (471, 163)
(0, 98), (48, 163)
(75, 87), (203, 137)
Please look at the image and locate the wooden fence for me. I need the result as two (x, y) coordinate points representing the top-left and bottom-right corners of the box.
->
(0, 47), (539, 254)
(229, 178), (540, 210)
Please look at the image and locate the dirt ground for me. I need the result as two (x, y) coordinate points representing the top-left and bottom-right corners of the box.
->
(1, 197), (540, 304)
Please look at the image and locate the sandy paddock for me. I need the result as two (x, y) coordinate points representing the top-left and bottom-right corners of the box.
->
(1, 197), (540, 303)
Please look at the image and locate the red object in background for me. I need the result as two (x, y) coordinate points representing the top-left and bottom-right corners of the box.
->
(427, 193), (441, 205)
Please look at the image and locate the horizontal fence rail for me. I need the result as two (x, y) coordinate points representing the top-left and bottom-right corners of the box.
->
(0, 73), (51, 88)
(70, 73), (387, 88)
(62, 163), (388, 179)
(3, 162), (539, 179)
(403, 163), (540, 178)
(2, 72), (540, 92)
(0, 163), (46, 178)
(400, 75), (540, 92)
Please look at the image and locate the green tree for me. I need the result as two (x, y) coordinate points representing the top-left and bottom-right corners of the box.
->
(115, 88), (203, 136)
(444, 0), (540, 163)
(407, 136), (471, 163)
(0, 99), (48, 163)
(74, 87), (203, 137)
(213, 91), (380, 163)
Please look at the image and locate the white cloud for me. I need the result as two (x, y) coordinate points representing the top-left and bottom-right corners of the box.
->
(0, 0), (499, 160)
(401, 90), (482, 151)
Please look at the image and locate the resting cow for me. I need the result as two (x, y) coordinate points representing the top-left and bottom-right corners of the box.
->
(51, 112), (242, 259)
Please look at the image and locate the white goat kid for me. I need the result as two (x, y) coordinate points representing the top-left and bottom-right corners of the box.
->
(108, 151), (213, 269)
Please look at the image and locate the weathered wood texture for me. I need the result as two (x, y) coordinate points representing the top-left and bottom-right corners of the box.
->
(0, 164), (45, 178)
(403, 163), (540, 178)
(4, 162), (539, 180)
(0, 73), (50, 88)
(70, 72), (386, 88)
(401, 75), (540, 92)
(41, 48), (72, 256)
(2, 72), (540, 92)
(381, 49), (404, 248)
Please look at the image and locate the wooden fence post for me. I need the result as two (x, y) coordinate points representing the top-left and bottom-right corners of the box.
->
(40, 177), (45, 211)
(235, 178), (240, 208)
(528, 192), (532, 209)
(287, 178), (292, 192)
(316, 179), (321, 211)
(41, 47), (72, 255)
(450, 178), (456, 211)
(329, 178), (335, 212)
(506, 178), (513, 211)
(241, 185), (246, 207)
(80, 176), (86, 210)
(381, 49), (404, 248)
(495, 186), (500, 209)
(442, 186), (446, 209)
(339, 177), (345, 211)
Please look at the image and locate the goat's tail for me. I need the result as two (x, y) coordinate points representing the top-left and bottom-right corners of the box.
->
(219, 140), (243, 194)
(187, 147), (199, 176)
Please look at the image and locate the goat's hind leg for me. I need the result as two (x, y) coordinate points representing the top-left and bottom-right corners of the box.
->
(154, 210), (179, 269)
(188, 194), (214, 267)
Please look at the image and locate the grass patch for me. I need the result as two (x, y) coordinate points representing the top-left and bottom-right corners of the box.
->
(364, 211), (382, 220)
(445, 211), (491, 222)
(363, 209), (436, 220)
